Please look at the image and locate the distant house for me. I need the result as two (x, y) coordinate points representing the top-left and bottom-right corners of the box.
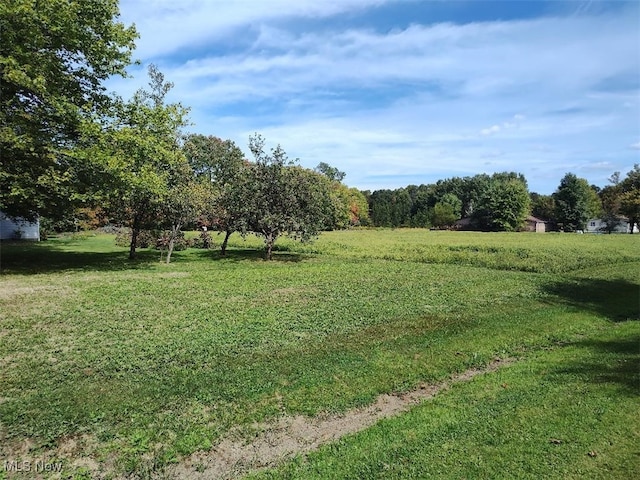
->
(524, 216), (547, 233)
(586, 218), (638, 234)
(0, 212), (40, 240)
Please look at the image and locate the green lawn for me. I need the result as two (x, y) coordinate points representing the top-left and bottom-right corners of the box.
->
(0, 230), (638, 478)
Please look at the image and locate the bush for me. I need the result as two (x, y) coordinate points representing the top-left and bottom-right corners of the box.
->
(115, 229), (160, 249)
(190, 230), (214, 249)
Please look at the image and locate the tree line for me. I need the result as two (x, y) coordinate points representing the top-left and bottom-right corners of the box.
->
(364, 167), (640, 233)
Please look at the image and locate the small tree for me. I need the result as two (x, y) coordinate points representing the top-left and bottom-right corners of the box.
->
(246, 134), (333, 259)
(89, 65), (190, 259)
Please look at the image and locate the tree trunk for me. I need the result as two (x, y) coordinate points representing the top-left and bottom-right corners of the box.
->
(166, 224), (181, 264)
(166, 237), (175, 263)
(265, 232), (273, 260)
(221, 229), (232, 256)
(129, 221), (140, 260)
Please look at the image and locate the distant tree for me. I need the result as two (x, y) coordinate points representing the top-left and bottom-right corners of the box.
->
(553, 173), (598, 232)
(431, 203), (457, 229)
(430, 193), (462, 229)
(315, 162), (346, 182)
(370, 189), (394, 227)
(0, 0), (137, 220)
(619, 164), (640, 233)
(246, 134), (333, 259)
(390, 188), (412, 227)
(161, 166), (209, 263)
(183, 134), (247, 255)
(473, 176), (530, 231)
(598, 177), (624, 233)
(530, 193), (556, 222)
(329, 183), (370, 228)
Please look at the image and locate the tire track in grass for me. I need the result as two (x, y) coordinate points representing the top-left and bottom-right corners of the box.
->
(168, 357), (514, 480)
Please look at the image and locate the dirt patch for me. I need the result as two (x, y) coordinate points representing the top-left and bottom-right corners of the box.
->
(168, 357), (514, 479)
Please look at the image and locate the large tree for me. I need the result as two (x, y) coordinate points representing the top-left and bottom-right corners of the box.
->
(553, 173), (600, 232)
(619, 164), (640, 233)
(473, 175), (530, 231)
(0, 0), (137, 220)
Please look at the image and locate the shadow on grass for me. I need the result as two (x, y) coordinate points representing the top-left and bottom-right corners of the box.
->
(191, 248), (304, 263)
(555, 335), (640, 396)
(0, 242), (304, 275)
(543, 277), (640, 322)
(0, 241), (159, 275)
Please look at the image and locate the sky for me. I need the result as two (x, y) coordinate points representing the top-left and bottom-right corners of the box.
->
(108, 0), (640, 194)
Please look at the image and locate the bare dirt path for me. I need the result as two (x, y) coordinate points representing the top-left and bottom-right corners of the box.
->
(167, 357), (513, 480)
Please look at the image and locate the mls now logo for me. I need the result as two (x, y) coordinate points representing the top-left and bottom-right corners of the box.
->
(4, 460), (63, 473)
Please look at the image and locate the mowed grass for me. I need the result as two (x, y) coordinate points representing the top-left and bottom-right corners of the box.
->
(0, 230), (638, 478)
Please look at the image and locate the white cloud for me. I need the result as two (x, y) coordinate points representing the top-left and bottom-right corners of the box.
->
(481, 125), (501, 136)
(109, 2), (640, 193)
(630, 142), (640, 150)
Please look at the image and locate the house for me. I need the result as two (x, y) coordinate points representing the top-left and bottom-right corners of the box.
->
(0, 212), (40, 240)
(524, 216), (547, 233)
(586, 218), (639, 234)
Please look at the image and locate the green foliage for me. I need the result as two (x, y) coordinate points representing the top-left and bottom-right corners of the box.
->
(114, 228), (158, 249)
(0, 0), (137, 220)
(618, 164), (640, 233)
(183, 134), (249, 255)
(531, 193), (556, 223)
(553, 173), (598, 232)
(368, 173), (529, 230)
(87, 65), (191, 259)
(315, 162), (346, 182)
(245, 134), (334, 259)
(473, 176), (531, 231)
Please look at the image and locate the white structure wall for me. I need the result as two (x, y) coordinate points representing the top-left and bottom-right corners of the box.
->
(0, 212), (40, 240)
(586, 218), (638, 234)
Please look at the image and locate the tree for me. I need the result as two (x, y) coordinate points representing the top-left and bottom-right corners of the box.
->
(598, 174), (625, 233)
(160, 166), (209, 264)
(87, 65), (190, 259)
(0, 0), (137, 220)
(553, 173), (599, 232)
(183, 134), (247, 255)
(530, 193), (556, 222)
(431, 193), (462, 229)
(370, 189), (394, 227)
(473, 175), (530, 231)
(245, 134), (333, 259)
(619, 164), (640, 233)
(315, 162), (346, 182)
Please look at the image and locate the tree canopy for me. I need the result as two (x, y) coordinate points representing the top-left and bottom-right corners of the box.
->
(0, 0), (137, 220)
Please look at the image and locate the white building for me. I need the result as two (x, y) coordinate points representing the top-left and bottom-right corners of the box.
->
(0, 212), (40, 240)
(586, 218), (638, 234)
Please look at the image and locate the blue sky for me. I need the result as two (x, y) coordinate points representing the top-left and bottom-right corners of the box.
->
(109, 0), (640, 194)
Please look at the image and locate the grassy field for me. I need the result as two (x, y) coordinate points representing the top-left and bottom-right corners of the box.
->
(0, 230), (638, 479)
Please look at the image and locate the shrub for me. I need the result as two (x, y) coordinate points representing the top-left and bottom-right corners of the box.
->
(190, 230), (214, 249)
